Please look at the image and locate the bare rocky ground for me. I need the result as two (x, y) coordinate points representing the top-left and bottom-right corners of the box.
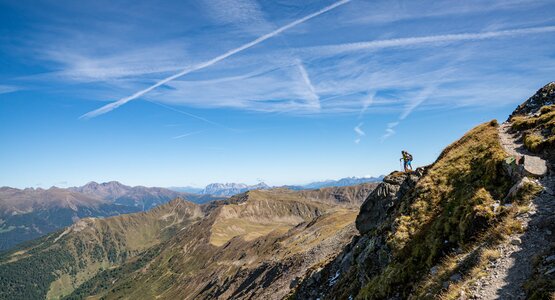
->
(468, 122), (555, 299)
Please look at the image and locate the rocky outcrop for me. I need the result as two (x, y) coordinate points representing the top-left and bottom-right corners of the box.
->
(293, 170), (425, 300)
(356, 170), (423, 234)
(510, 82), (555, 118)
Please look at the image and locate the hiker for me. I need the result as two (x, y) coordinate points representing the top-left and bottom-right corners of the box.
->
(400, 150), (413, 172)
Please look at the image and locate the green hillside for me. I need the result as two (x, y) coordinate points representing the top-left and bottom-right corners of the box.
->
(0, 199), (202, 300)
(0, 185), (373, 300)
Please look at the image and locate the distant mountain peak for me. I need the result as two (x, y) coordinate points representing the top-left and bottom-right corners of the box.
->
(301, 175), (384, 190)
(201, 182), (269, 196)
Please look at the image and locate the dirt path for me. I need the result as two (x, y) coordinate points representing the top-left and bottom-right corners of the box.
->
(469, 122), (554, 299)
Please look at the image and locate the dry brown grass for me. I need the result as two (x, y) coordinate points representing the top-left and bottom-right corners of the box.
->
(358, 121), (514, 299)
(512, 105), (555, 153)
(428, 181), (542, 300)
(209, 190), (333, 246)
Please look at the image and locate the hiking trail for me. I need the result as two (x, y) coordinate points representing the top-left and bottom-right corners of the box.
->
(468, 122), (555, 299)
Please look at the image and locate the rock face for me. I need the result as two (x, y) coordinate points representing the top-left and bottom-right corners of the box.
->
(356, 171), (422, 234)
(294, 170), (425, 299)
(510, 82), (555, 118)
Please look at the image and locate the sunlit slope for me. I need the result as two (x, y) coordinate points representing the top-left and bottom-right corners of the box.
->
(293, 120), (538, 299)
(66, 187), (370, 300)
(0, 199), (202, 300)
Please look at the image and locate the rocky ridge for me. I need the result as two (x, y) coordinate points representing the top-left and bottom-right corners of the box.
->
(0, 182), (221, 251)
(293, 170), (426, 299)
(292, 83), (555, 300)
(0, 183), (376, 300)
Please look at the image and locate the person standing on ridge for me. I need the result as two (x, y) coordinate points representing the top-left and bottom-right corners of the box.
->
(400, 150), (413, 172)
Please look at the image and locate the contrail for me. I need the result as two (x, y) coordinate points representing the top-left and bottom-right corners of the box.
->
(312, 25), (555, 54)
(295, 60), (320, 109)
(145, 99), (232, 130)
(81, 0), (352, 119)
(172, 130), (206, 139)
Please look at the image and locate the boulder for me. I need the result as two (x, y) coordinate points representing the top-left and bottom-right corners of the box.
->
(522, 155), (548, 177)
(356, 170), (423, 235)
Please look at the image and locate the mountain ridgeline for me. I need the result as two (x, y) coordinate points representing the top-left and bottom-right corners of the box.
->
(0, 183), (377, 299)
(169, 176), (384, 196)
(0, 83), (554, 299)
(0, 182), (221, 251)
(292, 82), (555, 299)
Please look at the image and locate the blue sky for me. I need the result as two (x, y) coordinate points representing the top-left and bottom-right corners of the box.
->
(1, 0), (554, 188)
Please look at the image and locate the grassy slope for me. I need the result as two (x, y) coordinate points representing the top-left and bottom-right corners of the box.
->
(0, 199), (201, 300)
(0, 171), (376, 300)
(356, 121), (515, 299)
(67, 191), (360, 300)
(210, 190), (333, 246)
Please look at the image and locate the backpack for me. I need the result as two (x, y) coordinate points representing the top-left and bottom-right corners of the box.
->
(406, 153), (413, 161)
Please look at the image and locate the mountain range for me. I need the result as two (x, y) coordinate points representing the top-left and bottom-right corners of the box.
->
(296, 176), (385, 190)
(0, 177), (378, 252)
(0, 183), (377, 299)
(0, 182), (221, 251)
(169, 176), (384, 197)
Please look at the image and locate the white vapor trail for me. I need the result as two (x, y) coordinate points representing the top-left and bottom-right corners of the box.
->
(296, 60), (320, 109)
(312, 26), (555, 54)
(354, 123), (365, 136)
(81, 0), (352, 119)
(354, 122), (365, 144)
(172, 130), (206, 139)
(144, 99), (237, 132)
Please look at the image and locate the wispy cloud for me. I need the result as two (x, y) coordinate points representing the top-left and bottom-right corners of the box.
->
(341, 0), (549, 27)
(354, 122), (365, 144)
(295, 60), (320, 110)
(381, 76), (444, 140)
(172, 130), (206, 139)
(202, 0), (272, 34)
(308, 26), (555, 55)
(151, 63), (325, 113)
(80, 0), (352, 119)
(0, 85), (20, 95)
(359, 92), (374, 117)
(381, 121), (399, 141)
(399, 85), (439, 120)
(11, 1), (555, 121)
